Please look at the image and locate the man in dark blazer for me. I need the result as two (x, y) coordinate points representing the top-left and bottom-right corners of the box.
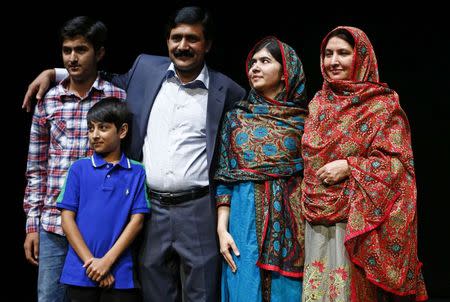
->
(113, 7), (245, 301)
(22, 6), (245, 302)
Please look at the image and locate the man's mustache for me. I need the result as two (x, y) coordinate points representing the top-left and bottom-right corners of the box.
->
(174, 50), (194, 58)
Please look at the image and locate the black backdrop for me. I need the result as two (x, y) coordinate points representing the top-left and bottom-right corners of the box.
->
(6, 1), (449, 300)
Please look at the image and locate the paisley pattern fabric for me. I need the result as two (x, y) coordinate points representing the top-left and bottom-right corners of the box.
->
(301, 26), (427, 300)
(215, 36), (308, 277)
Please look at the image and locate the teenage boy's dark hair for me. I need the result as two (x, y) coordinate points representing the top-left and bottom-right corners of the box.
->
(165, 6), (214, 41)
(87, 97), (131, 150)
(60, 16), (107, 51)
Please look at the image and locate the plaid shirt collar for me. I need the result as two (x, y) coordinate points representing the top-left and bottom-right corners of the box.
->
(55, 74), (105, 99)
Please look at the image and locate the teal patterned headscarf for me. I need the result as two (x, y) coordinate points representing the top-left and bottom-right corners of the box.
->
(245, 36), (307, 107)
(215, 36), (308, 181)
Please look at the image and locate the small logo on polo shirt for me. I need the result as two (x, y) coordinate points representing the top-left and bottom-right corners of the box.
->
(125, 189), (130, 195)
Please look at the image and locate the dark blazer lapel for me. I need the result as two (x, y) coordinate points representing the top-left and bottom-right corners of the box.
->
(137, 68), (167, 145)
(128, 58), (170, 160)
(206, 70), (226, 172)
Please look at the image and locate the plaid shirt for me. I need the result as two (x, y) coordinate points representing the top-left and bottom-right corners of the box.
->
(23, 76), (126, 235)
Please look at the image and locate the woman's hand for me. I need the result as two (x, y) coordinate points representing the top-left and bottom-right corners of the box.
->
(218, 229), (240, 273)
(317, 159), (350, 185)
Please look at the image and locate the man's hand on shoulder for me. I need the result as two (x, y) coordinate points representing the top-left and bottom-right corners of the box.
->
(22, 69), (56, 112)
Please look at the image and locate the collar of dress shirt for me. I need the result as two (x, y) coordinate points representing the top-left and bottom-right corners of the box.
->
(166, 63), (209, 90)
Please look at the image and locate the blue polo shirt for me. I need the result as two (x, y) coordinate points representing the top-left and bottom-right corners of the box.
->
(56, 152), (150, 289)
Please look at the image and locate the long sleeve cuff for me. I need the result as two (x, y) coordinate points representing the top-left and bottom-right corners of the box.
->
(216, 184), (232, 207)
(26, 217), (40, 233)
(216, 194), (231, 207)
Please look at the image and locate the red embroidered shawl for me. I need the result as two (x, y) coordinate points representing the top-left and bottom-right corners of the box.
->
(301, 26), (427, 299)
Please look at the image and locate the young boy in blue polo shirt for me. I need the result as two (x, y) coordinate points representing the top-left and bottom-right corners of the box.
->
(57, 97), (150, 301)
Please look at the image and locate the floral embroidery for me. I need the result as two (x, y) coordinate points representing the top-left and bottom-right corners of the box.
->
(303, 259), (350, 302)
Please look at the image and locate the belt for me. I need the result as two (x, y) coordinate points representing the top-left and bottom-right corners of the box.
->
(148, 186), (209, 205)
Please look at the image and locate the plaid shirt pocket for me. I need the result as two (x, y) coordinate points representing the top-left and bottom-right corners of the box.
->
(50, 119), (67, 150)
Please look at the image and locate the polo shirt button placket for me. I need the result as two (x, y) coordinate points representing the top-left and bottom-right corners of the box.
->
(106, 165), (113, 179)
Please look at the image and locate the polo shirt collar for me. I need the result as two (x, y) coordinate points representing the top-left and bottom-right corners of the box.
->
(91, 152), (131, 169)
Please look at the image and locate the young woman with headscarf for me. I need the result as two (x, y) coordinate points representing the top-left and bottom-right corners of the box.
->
(215, 36), (308, 301)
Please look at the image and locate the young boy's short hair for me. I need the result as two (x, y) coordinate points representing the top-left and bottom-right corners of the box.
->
(87, 97), (130, 128)
(87, 97), (131, 149)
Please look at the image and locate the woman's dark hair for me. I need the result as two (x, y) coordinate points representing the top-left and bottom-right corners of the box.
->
(165, 6), (214, 41)
(253, 39), (282, 64)
(60, 16), (107, 52)
(324, 28), (355, 50)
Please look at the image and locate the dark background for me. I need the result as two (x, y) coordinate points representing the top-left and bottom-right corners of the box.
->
(6, 1), (449, 300)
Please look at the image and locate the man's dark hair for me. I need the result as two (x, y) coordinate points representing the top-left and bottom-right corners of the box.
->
(60, 16), (107, 51)
(165, 6), (214, 41)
